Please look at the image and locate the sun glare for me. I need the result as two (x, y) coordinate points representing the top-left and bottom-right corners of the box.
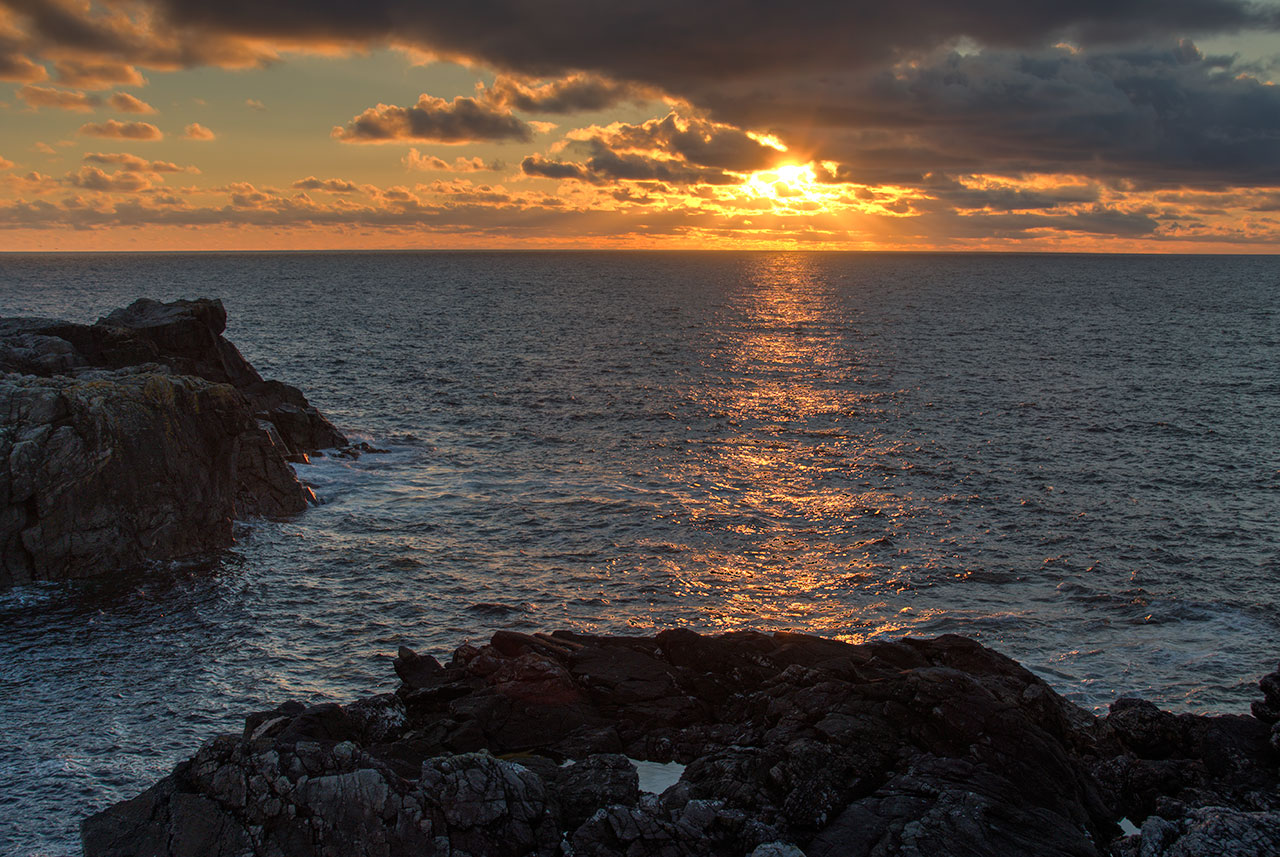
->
(742, 163), (825, 202)
(736, 162), (878, 214)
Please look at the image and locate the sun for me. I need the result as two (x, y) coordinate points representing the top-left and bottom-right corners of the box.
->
(737, 162), (845, 210)
(771, 164), (812, 184)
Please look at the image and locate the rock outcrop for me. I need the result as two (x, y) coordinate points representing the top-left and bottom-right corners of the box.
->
(81, 630), (1280, 857)
(1, 298), (346, 585)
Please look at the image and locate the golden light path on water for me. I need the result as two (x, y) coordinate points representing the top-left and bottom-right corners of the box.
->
(639, 253), (949, 641)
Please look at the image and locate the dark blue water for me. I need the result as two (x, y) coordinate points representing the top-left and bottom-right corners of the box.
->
(0, 252), (1277, 855)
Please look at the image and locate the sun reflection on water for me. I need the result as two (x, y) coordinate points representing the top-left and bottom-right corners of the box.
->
(664, 254), (933, 638)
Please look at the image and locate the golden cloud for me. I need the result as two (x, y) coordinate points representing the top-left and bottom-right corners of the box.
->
(403, 149), (503, 172)
(79, 120), (163, 140)
(107, 92), (156, 114)
(18, 84), (98, 112)
(333, 95), (532, 144)
(53, 60), (146, 90)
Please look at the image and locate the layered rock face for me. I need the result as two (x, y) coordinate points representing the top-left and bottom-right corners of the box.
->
(81, 630), (1280, 857)
(1, 298), (346, 585)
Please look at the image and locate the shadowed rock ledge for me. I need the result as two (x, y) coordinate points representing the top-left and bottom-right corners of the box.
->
(81, 630), (1280, 857)
(1, 298), (347, 585)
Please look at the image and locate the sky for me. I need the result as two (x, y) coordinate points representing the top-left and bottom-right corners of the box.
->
(1, 1), (1279, 251)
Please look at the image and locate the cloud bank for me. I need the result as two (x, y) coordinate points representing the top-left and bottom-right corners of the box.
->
(2, 0), (1279, 247)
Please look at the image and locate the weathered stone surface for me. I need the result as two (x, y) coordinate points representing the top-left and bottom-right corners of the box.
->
(394, 646), (444, 690)
(1251, 663), (1280, 760)
(80, 631), (1280, 857)
(1, 298), (347, 585)
(1108, 807), (1280, 857)
(1096, 696), (1277, 825)
(555, 753), (640, 829)
(0, 370), (308, 585)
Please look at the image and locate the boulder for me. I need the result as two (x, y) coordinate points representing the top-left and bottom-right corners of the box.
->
(0, 298), (346, 584)
(0, 369), (310, 585)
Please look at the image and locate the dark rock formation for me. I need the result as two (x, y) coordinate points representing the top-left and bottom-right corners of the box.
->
(1251, 661), (1280, 755)
(80, 631), (1280, 857)
(1098, 661), (1280, 856)
(1, 298), (347, 585)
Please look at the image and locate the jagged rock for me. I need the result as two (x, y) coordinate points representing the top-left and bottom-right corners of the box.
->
(394, 646), (445, 690)
(0, 370), (308, 585)
(1108, 807), (1280, 857)
(0, 298), (345, 585)
(555, 754), (640, 829)
(240, 379), (346, 457)
(1251, 664), (1280, 732)
(99, 298), (262, 387)
(82, 631), (1280, 857)
(1, 298), (346, 452)
(750, 844), (806, 857)
(345, 694), (409, 744)
(1097, 696), (1277, 824)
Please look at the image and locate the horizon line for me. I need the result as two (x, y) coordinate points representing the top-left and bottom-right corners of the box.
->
(2, 248), (1278, 257)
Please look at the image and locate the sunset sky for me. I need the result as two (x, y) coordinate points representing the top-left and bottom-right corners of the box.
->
(1, 0), (1279, 251)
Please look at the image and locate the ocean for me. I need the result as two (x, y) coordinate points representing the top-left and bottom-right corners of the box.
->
(0, 251), (1276, 855)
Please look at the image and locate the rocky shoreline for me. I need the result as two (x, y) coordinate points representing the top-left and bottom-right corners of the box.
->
(1, 298), (348, 585)
(82, 629), (1280, 857)
(8, 300), (1277, 855)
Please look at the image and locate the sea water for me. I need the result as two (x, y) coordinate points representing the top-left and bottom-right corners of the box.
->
(0, 251), (1276, 855)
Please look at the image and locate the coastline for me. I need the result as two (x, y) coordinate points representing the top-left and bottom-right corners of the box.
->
(2, 277), (1269, 857)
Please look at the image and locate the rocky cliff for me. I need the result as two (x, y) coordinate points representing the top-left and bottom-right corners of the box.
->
(81, 630), (1280, 857)
(1, 298), (346, 585)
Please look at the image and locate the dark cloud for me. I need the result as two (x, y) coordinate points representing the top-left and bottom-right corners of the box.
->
(945, 207), (1161, 237)
(523, 139), (740, 186)
(147, 1), (1278, 84)
(333, 94), (533, 144)
(924, 177), (1102, 211)
(588, 113), (787, 172)
(4, 0), (139, 55)
(0, 51), (47, 82)
(522, 112), (788, 187)
(740, 43), (1280, 188)
(1, 0), (282, 74)
(4, 0), (1280, 242)
(317, 8), (1279, 190)
(292, 176), (359, 192)
(4, 1), (1278, 193)
(520, 154), (590, 182)
(575, 141), (741, 185)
